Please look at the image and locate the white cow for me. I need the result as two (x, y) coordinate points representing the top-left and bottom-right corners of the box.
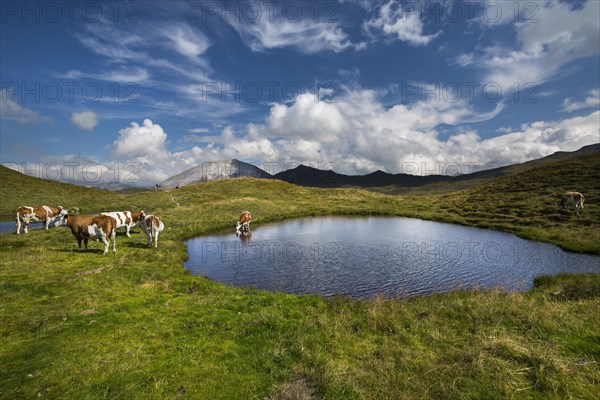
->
(140, 214), (165, 248)
(558, 192), (585, 216)
(100, 210), (145, 237)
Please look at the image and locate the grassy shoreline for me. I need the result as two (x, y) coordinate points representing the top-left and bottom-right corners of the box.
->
(1, 153), (599, 399)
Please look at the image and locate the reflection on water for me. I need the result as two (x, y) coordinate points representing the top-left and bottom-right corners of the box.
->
(185, 217), (600, 298)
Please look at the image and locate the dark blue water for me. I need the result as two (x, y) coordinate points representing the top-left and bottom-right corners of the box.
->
(0, 219), (55, 234)
(185, 217), (600, 298)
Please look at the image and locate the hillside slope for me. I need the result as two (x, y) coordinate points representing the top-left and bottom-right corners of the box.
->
(0, 166), (137, 219)
(368, 143), (600, 195)
(430, 151), (600, 253)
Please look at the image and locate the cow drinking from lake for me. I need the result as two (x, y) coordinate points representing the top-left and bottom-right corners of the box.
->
(236, 211), (252, 234)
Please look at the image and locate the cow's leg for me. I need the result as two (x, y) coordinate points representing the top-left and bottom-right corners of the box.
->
(101, 235), (109, 254)
(576, 205), (580, 216)
(111, 230), (117, 253)
(77, 237), (82, 251)
(154, 232), (159, 248)
(126, 225), (131, 238)
(45, 219), (50, 230)
(24, 223), (29, 234)
(16, 218), (21, 235)
(84, 238), (89, 250)
(146, 232), (152, 247)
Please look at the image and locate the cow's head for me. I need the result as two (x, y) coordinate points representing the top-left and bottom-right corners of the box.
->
(557, 199), (566, 210)
(57, 206), (68, 218)
(54, 214), (69, 227)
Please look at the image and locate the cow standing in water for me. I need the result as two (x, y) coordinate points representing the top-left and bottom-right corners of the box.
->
(15, 205), (67, 234)
(54, 214), (117, 254)
(558, 192), (585, 216)
(236, 211), (252, 233)
(100, 211), (145, 237)
(140, 215), (165, 248)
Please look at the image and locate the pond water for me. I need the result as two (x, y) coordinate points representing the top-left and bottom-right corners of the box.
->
(185, 217), (600, 298)
(0, 219), (53, 234)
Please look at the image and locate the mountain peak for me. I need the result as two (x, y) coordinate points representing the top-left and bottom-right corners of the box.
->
(160, 159), (271, 189)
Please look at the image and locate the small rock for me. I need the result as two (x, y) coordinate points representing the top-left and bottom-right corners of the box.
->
(415, 312), (430, 320)
(80, 309), (97, 316)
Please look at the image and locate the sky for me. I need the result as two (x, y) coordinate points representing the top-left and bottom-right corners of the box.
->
(1, 0), (599, 187)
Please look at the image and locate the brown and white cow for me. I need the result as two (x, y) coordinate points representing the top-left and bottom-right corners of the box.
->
(15, 205), (67, 234)
(236, 211), (252, 233)
(100, 211), (145, 237)
(54, 214), (117, 254)
(140, 215), (165, 248)
(558, 192), (585, 215)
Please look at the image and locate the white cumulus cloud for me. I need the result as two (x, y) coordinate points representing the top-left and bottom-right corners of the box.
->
(71, 111), (99, 131)
(112, 119), (168, 159)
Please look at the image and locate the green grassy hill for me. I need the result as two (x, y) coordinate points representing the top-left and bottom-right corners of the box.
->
(0, 166), (131, 219)
(367, 143), (600, 196)
(1, 152), (599, 399)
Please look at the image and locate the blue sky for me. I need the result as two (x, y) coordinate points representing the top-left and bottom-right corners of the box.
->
(1, 0), (599, 186)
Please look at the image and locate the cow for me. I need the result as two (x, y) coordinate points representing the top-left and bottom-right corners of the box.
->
(558, 192), (585, 216)
(140, 214), (165, 248)
(54, 214), (117, 254)
(236, 211), (252, 233)
(100, 210), (145, 237)
(15, 205), (67, 234)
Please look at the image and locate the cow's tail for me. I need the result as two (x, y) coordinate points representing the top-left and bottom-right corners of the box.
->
(580, 193), (585, 208)
(151, 217), (156, 241)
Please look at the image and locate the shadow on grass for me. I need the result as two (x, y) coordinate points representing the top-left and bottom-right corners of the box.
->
(54, 248), (109, 254)
(125, 242), (152, 249)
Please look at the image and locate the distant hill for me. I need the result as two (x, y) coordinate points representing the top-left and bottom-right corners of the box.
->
(156, 143), (599, 191)
(160, 159), (271, 189)
(274, 143), (600, 189)
(0, 165), (124, 219)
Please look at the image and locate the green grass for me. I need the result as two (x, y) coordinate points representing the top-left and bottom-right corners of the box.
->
(1, 152), (599, 399)
(0, 166), (129, 220)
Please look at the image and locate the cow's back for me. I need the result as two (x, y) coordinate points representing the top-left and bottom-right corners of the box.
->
(100, 211), (132, 228)
(93, 215), (117, 234)
(69, 215), (114, 238)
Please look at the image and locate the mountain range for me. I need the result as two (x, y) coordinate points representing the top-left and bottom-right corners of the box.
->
(159, 143), (600, 190)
